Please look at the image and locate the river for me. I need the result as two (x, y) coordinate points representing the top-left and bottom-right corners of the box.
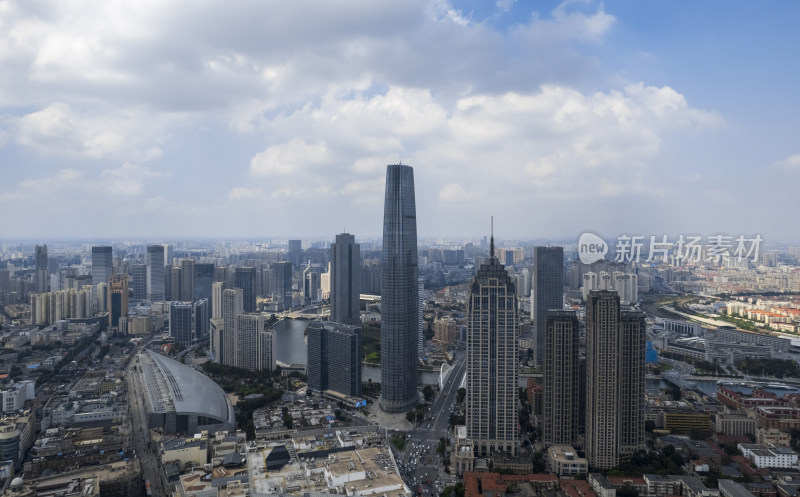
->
(270, 318), (442, 385)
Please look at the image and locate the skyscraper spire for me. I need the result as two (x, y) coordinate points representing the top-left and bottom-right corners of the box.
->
(490, 216), (495, 261)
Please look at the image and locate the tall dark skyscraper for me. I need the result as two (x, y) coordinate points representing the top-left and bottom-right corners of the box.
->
(585, 290), (645, 470)
(465, 233), (518, 457)
(330, 233), (361, 326)
(194, 263), (215, 307)
(379, 164), (419, 414)
(533, 246), (564, 365)
(307, 321), (362, 398)
(131, 263), (148, 300)
(91, 245), (112, 288)
(288, 239), (302, 266)
(180, 258), (195, 302)
(543, 310), (581, 446)
(146, 245), (165, 301)
(235, 266), (257, 312)
(35, 244), (48, 293)
(273, 261), (293, 310)
(108, 273), (128, 331)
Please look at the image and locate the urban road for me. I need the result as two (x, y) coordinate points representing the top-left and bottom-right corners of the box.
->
(127, 354), (167, 496)
(400, 350), (466, 497)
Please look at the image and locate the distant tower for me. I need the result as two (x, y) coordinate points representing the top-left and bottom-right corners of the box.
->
(235, 313), (264, 370)
(379, 164), (419, 414)
(35, 245), (48, 293)
(234, 266), (257, 312)
(585, 290), (645, 470)
(222, 288), (244, 367)
(131, 263), (148, 300)
(211, 281), (226, 319)
(146, 245), (165, 301)
(330, 233), (361, 326)
(180, 258), (195, 302)
(273, 262), (293, 310)
(543, 310), (581, 446)
(194, 263), (215, 307)
(91, 246), (112, 288)
(465, 226), (519, 457)
(533, 246), (564, 365)
(108, 274), (129, 331)
(288, 240), (302, 266)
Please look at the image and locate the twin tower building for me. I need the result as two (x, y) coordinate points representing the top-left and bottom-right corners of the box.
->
(379, 164), (644, 471)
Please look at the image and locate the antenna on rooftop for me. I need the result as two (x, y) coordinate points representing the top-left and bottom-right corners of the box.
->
(490, 216), (495, 261)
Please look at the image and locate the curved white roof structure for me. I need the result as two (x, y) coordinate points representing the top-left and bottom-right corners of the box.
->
(139, 349), (235, 434)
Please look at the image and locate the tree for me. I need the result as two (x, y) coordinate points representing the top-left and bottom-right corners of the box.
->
(532, 450), (546, 473)
(457, 387), (466, 404)
(423, 385), (435, 402)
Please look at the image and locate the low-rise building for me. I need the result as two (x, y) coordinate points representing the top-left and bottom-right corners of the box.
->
(547, 445), (588, 477)
(739, 443), (799, 468)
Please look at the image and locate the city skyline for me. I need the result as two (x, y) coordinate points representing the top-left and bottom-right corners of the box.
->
(1, 2), (798, 240)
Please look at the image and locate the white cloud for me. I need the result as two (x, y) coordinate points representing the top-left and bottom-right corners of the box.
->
(228, 187), (264, 201)
(0, 164), (164, 202)
(14, 103), (170, 161)
(250, 139), (329, 176)
(774, 153), (800, 171)
(439, 183), (477, 202)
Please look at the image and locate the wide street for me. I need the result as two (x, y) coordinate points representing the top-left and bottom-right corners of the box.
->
(400, 349), (466, 496)
(127, 355), (167, 496)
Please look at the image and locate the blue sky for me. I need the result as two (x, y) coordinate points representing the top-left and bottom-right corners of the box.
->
(0, 0), (798, 241)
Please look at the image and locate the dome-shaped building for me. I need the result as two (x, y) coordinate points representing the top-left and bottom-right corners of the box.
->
(137, 349), (235, 434)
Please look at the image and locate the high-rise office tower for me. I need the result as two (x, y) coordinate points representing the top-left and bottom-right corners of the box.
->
(221, 288), (243, 367)
(108, 274), (129, 331)
(619, 309), (646, 455)
(273, 262), (293, 310)
(91, 246), (112, 288)
(258, 330), (274, 371)
(162, 243), (173, 267)
(533, 246), (564, 365)
(330, 233), (361, 326)
(194, 263), (215, 306)
(146, 245), (165, 301)
(288, 240), (302, 266)
(307, 321), (362, 398)
(235, 313), (264, 370)
(303, 267), (321, 305)
(234, 266), (257, 312)
(212, 281), (226, 319)
(465, 234), (519, 457)
(166, 266), (181, 301)
(379, 164), (419, 414)
(585, 290), (645, 470)
(35, 245), (48, 293)
(131, 263), (148, 300)
(180, 258), (195, 302)
(543, 310), (581, 446)
(169, 299), (209, 346)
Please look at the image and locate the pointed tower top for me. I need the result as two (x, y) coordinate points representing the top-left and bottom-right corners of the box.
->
(490, 216), (495, 261)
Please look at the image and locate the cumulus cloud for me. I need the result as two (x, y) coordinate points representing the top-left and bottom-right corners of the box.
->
(14, 103), (170, 161)
(0, 0), (762, 238)
(774, 153), (800, 171)
(0, 164), (164, 202)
